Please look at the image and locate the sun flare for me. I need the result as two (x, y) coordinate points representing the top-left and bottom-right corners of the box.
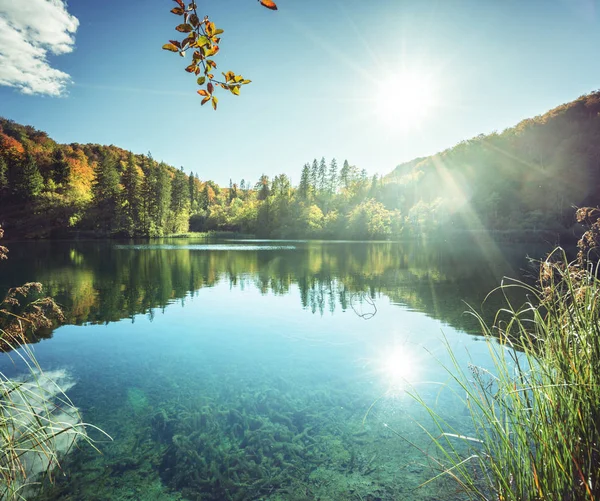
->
(375, 72), (437, 128)
(381, 346), (419, 388)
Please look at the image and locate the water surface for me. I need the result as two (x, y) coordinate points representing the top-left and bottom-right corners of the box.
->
(0, 238), (547, 500)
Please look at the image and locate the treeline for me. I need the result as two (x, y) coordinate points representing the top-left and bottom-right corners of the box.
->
(2, 90), (600, 239)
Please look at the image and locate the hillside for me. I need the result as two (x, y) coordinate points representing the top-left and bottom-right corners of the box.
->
(2, 91), (600, 240)
(384, 91), (600, 234)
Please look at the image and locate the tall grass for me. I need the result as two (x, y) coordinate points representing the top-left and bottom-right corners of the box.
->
(412, 247), (600, 500)
(0, 228), (108, 499)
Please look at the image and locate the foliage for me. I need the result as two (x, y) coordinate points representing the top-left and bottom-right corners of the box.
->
(406, 214), (600, 500)
(4, 91), (600, 240)
(162, 0), (278, 109)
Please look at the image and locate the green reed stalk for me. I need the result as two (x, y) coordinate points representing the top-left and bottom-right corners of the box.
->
(409, 248), (600, 500)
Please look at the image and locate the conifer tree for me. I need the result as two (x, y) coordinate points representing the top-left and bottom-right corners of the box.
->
(52, 148), (70, 185)
(298, 163), (311, 200)
(318, 157), (327, 192)
(0, 156), (8, 195)
(93, 151), (121, 231)
(120, 153), (142, 235)
(310, 159), (318, 191)
(340, 159), (351, 189)
(15, 152), (43, 200)
(156, 163), (172, 233)
(328, 158), (338, 194)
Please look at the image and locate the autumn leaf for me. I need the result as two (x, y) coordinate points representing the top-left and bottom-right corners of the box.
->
(170, 7), (184, 15)
(189, 13), (199, 27)
(162, 43), (179, 52)
(207, 82), (214, 94)
(259, 0), (278, 10)
(201, 96), (210, 105)
(198, 89), (209, 97)
(197, 76), (206, 85)
(173, 0), (185, 8)
(175, 24), (193, 33)
(212, 96), (218, 110)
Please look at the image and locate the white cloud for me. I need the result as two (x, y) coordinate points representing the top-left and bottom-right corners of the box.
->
(0, 0), (79, 96)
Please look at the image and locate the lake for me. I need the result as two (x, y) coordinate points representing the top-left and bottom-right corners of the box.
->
(0, 237), (548, 500)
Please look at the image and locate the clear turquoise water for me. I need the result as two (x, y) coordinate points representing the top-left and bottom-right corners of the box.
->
(0, 239), (546, 500)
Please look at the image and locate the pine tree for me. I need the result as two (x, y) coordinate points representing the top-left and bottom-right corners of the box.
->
(156, 163), (172, 233)
(318, 157), (327, 192)
(93, 151), (121, 231)
(15, 152), (43, 200)
(298, 163), (310, 200)
(141, 166), (158, 235)
(189, 171), (198, 209)
(169, 167), (190, 233)
(52, 148), (70, 186)
(340, 159), (350, 189)
(120, 153), (142, 235)
(310, 159), (318, 191)
(328, 158), (338, 194)
(0, 156), (8, 195)
(256, 174), (271, 201)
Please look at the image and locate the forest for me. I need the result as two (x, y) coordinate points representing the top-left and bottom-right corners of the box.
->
(1, 90), (600, 240)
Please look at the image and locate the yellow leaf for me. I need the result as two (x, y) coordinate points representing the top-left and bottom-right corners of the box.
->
(212, 96), (218, 110)
(162, 43), (179, 52)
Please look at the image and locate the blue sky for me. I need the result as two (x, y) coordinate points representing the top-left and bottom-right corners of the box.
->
(1, 0), (599, 186)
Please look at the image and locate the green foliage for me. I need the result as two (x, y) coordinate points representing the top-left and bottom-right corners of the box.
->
(14, 152), (43, 200)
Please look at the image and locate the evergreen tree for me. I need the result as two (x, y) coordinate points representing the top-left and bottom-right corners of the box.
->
(14, 152), (43, 200)
(141, 166), (159, 235)
(169, 167), (190, 232)
(189, 171), (197, 208)
(298, 163), (310, 200)
(92, 151), (121, 231)
(318, 157), (327, 192)
(310, 159), (318, 191)
(120, 153), (142, 235)
(52, 148), (70, 185)
(340, 159), (350, 189)
(328, 158), (338, 194)
(156, 163), (172, 233)
(0, 156), (8, 195)
(368, 174), (379, 199)
(256, 174), (271, 201)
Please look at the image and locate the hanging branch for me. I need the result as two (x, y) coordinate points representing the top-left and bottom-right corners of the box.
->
(163, 0), (278, 110)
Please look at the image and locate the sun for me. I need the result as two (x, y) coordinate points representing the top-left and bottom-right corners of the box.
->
(375, 71), (437, 128)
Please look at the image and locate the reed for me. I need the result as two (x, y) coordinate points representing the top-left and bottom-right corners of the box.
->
(410, 246), (600, 500)
(0, 228), (108, 500)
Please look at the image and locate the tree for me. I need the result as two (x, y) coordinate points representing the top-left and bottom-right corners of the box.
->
(92, 151), (121, 231)
(298, 163), (310, 200)
(0, 156), (8, 195)
(120, 153), (142, 235)
(328, 158), (338, 194)
(310, 159), (318, 192)
(256, 174), (271, 201)
(155, 163), (173, 233)
(318, 157), (327, 192)
(52, 148), (70, 185)
(14, 152), (43, 200)
(340, 159), (350, 189)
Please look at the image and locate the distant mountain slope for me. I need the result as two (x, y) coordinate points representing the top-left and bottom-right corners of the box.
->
(383, 91), (600, 233)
